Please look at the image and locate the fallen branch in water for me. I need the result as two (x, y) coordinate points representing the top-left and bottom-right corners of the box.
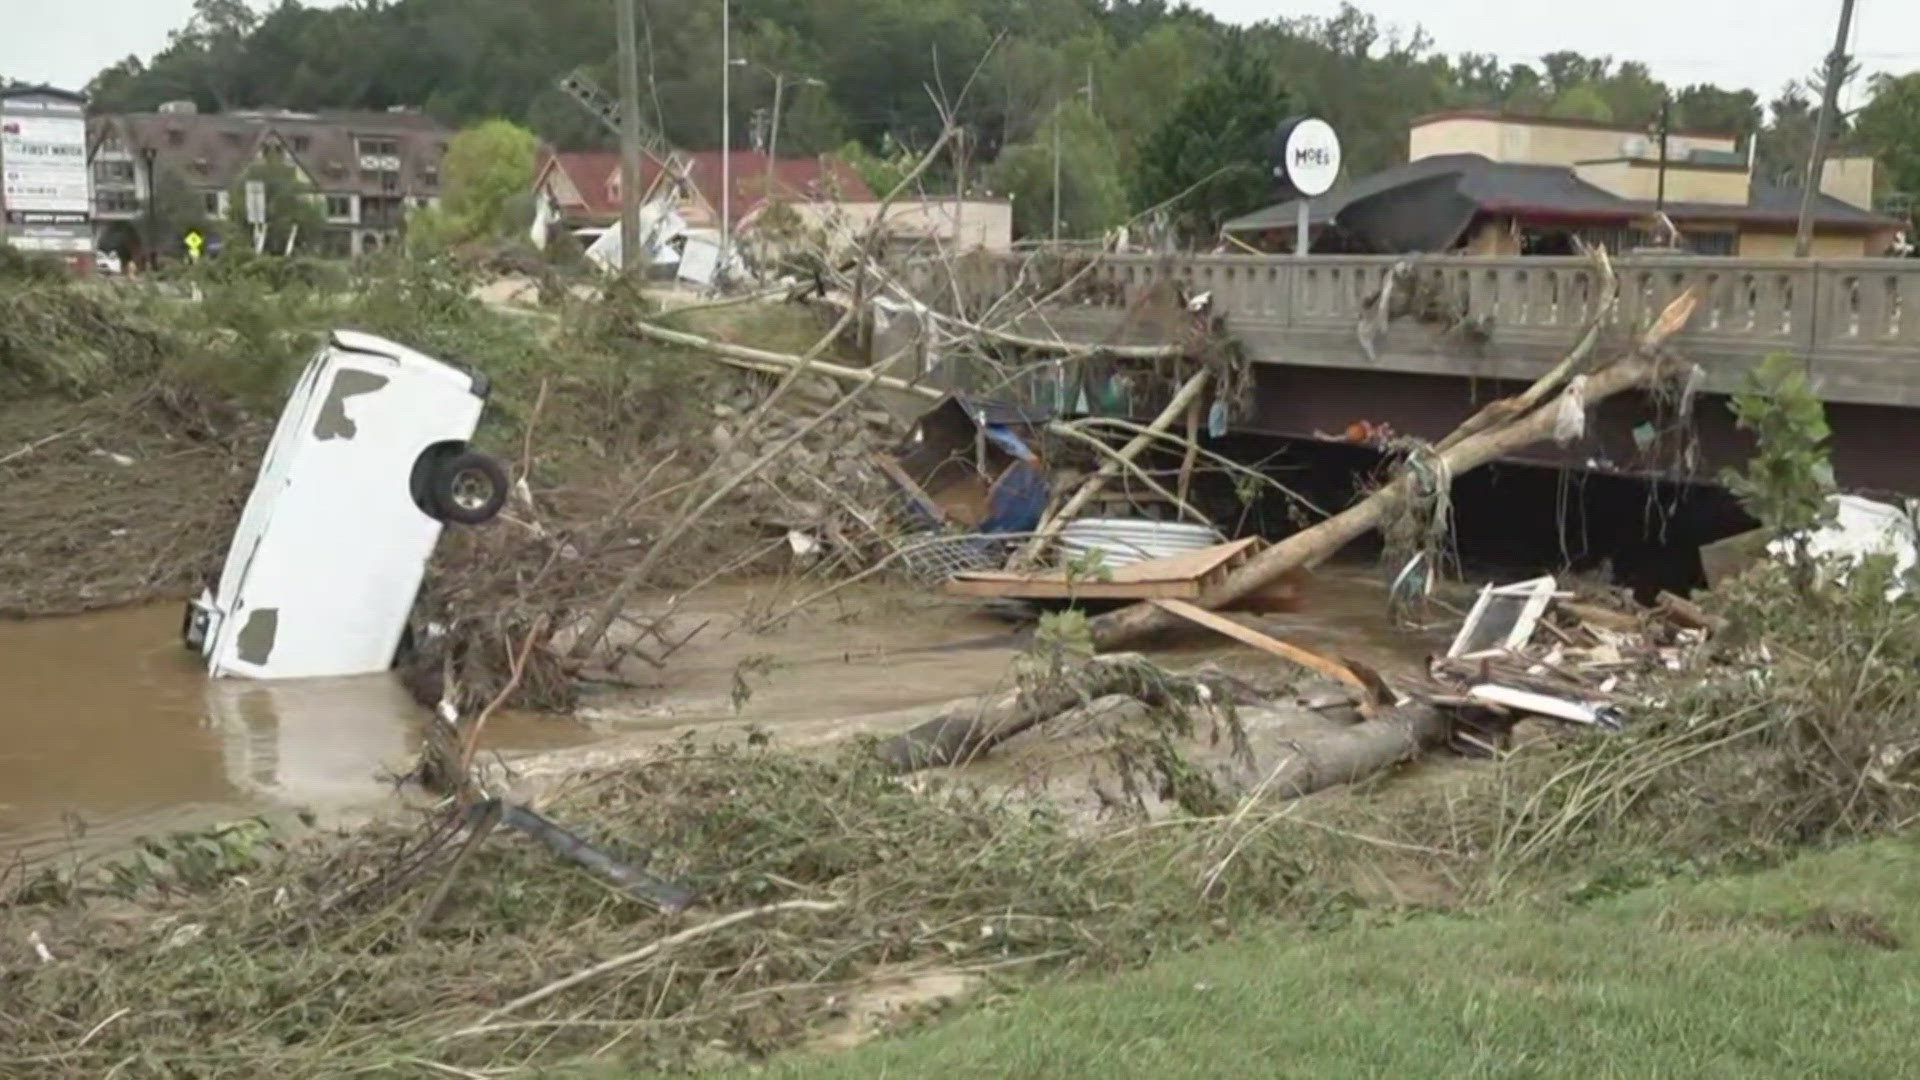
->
(1085, 283), (1699, 652)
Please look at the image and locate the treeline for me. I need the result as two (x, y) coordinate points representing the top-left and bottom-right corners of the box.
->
(85, 0), (1920, 238)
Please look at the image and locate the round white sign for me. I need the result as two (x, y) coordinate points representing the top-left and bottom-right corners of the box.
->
(1280, 117), (1342, 197)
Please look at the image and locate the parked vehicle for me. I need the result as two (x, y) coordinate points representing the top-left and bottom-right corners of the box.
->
(183, 330), (507, 679)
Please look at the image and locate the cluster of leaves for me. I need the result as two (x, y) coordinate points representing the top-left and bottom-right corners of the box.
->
(1723, 352), (1837, 575)
(408, 119), (542, 255)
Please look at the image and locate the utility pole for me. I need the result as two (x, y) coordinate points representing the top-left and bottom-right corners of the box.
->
(767, 72), (785, 166)
(732, 61), (823, 199)
(719, 0), (732, 284)
(952, 124), (968, 250)
(1050, 109), (1061, 243)
(615, 0), (643, 273)
(1795, 0), (1858, 258)
(1654, 96), (1671, 214)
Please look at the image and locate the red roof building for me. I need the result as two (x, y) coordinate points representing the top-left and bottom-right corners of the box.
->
(534, 148), (872, 230)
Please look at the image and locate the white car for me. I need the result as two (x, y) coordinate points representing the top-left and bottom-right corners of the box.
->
(183, 330), (507, 679)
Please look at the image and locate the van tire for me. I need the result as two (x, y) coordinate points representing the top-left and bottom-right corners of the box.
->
(427, 451), (508, 525)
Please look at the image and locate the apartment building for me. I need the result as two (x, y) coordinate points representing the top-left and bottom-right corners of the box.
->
(88, 102), (450, 258)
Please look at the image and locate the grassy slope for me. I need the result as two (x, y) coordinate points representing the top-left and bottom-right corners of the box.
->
(750, 836), (1920, 1079)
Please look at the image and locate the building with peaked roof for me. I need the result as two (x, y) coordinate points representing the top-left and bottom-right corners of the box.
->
(534, 148), (1010, 255)
(88, 102), (451, 259)
(1227, 111), (1903, 258)
(533, 148), (873, 232)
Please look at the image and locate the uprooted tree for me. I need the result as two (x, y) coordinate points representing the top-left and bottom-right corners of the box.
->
(1082, 261), (1699, 652)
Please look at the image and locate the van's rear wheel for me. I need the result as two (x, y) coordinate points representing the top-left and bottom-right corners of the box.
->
(427, 451), (508, 525)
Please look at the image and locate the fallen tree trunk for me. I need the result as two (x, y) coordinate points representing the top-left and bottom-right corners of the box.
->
(1086, 351), (1664, 650)
(1255, 701), (1450, 800)
(875, 655), (1237, 772)
(1083, 280), (1702, 654)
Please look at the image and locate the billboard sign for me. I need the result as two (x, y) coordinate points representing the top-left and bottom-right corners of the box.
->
(1, 90), (92, 256)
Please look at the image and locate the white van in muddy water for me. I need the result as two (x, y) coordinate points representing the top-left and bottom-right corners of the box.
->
(183, 330), (507, 679)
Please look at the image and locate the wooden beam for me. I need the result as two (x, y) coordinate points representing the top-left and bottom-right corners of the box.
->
(1150, 598), (1372, 697)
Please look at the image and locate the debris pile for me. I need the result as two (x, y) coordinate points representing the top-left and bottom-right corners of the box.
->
(701, 378), (904, 570)
(0, 745), (1351, 1077)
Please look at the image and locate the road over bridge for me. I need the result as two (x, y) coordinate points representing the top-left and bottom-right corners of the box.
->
(971, 253), (1920, 495)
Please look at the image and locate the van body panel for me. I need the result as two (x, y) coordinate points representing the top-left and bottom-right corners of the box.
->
(198, 331), (486, 680)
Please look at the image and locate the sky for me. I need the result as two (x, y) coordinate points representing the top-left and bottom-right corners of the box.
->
(4, 0), (1917, 112)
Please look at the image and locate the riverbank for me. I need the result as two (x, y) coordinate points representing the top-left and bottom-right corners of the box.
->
(8, 255), (1920, 1078)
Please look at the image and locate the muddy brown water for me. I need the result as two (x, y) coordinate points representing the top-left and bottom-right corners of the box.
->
(0, 604), (587, 867)
(1, 569), (1440, 870)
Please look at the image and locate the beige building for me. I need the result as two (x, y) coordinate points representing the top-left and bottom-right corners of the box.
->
(746, 198), (1013, 254)
(1229, 110), (1900, 257)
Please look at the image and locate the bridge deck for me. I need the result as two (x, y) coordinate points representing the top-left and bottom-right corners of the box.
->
(983, 254), (1920, 408)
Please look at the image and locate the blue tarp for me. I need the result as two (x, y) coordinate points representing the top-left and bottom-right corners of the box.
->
(980, 459), (1049, 536)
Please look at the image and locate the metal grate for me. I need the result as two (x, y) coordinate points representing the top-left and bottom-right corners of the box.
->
(894, 531), (1002, 586)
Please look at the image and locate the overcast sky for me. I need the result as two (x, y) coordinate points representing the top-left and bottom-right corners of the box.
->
(6, 0), (1917, 112)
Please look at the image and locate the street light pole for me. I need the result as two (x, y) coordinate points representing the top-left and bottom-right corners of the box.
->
(768, 73), (786, 168)
(731, 60), (824, 199)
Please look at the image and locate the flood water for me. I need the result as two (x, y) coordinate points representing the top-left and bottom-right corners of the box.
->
(0, 604), (586, 866)
(1, 568), (1441, 869)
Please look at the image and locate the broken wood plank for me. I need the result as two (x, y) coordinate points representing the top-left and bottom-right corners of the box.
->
(873, 453), (946, 523)
(1656, 590), (1728, 633)
(1558, 599), (1642, 634)
(1466, 684), (1607, 727)
(1150, 597), (1373, 698)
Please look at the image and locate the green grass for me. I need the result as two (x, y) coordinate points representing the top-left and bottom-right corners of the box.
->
(746, 836), (1920, 1079)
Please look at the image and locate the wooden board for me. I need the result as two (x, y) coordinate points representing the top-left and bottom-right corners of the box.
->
(945, 538), (1259, 600)
(1149, 598), (1372, 697)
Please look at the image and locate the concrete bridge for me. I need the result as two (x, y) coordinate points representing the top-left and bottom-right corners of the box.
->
(975, 254), (1920, 495)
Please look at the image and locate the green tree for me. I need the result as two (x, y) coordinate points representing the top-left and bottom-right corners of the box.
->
(835, 135), (918, 197)
(1724, 352), (1836, 589)
(225, 160), (325, 255)
(1756, 86), (1820, 187)
(418, 119), (541, 248)
(1593, 61), (1666, 128)
(1100, 24), (1213, 169)
(1132, 38), (1291, 240)
(989, 100), (1127, 240)
(1673, 84), (1762, 139)
(1547, 84), (1616, 123)
(149, 165), (215, 256)
(1540, 51), (1612, 97)
(1855, 73), (1920, 212)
